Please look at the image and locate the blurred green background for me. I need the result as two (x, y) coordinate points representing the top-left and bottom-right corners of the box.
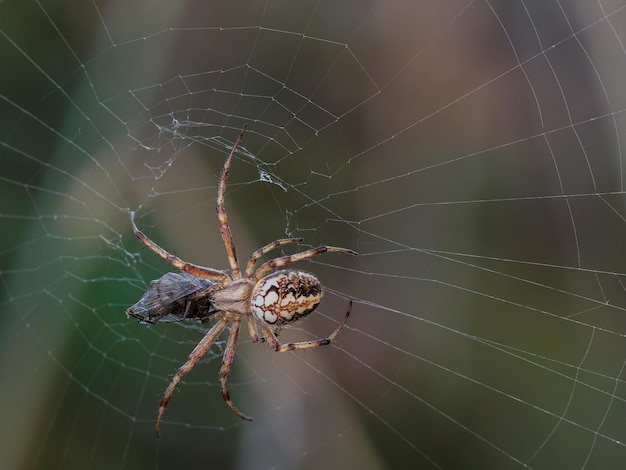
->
(2, 1), (626, 469)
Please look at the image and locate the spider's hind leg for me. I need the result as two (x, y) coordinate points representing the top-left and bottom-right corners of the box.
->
(246, 313), (266, 344)
(261, 300), (352, 353)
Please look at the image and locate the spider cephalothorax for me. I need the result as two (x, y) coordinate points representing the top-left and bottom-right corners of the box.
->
(126, 126), (357, 436)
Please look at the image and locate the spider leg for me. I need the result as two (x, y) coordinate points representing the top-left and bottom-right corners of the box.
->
(155, 316), (230, 437)
(244, 238), (303, 278)
(253, 245), (358, 282)
(246, 311), (266, 344)
(216, 126), (247, 280)
(260, 300), (351, 352)
(130, 212), (230, 283)
(220, 316), (253, 421)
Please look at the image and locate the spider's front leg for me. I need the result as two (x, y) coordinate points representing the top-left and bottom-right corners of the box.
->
(216, 126), (247, 279)
(155, 316), (229, 436)
(129, 211), (230, 283)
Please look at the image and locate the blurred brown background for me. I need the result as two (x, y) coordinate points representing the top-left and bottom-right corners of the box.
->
(1, 1), (625, 468)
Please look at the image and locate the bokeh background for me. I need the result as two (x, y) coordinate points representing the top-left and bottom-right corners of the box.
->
(2, 1), (626, 468)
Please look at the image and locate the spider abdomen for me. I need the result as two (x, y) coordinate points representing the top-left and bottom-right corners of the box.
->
(251, 270), (322, 325)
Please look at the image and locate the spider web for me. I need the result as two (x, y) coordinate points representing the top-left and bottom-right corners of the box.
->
(2, 1), (626, 468)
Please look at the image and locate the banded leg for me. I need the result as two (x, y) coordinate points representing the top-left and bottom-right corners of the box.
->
(261, 300), (352, 352)
(244, 238), (303, 278)
(155, 316), (229, 436)
(130, 212), (229, 283)
(246, 312), (266, 344)
(253, 246), (358, 282)
(216, 126), (247, 279)
(219, 316), (253, 421)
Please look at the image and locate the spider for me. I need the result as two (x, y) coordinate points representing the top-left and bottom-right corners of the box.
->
(126, 126), (357, 436)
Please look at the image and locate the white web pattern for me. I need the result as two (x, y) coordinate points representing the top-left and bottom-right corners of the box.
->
(2, 1), (626, 468)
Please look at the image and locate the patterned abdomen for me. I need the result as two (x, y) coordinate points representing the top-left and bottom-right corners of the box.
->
(251, 270), (322, 325)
